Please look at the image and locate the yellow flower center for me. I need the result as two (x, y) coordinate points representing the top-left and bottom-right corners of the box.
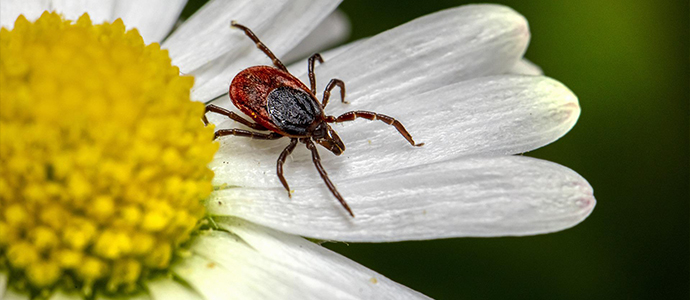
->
(0, 12), (218, 297)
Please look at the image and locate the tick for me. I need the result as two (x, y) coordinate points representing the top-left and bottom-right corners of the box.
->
(203, 22), (423, 217)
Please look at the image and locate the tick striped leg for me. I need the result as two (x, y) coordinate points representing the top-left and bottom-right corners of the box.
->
(303, 138), (354, 217)
(321, 79), (346, 109)
(203, 104), (267, 130)
(308, 53), (323, 94)
(327, 111), (424, 147)
(213, 129), (283, 141)
(277, 138), (298, 198)
(231, 21), (289, 73)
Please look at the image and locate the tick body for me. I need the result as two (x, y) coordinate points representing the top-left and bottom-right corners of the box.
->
(203, 22), (423, 217)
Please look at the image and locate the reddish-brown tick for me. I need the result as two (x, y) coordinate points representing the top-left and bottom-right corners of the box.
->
(203, 22), (423, 217)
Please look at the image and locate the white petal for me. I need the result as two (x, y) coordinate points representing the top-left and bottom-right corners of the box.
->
(286, 38), (366, 78)
(48, 291), (82, 300)
(147, 278), (204, 300)
(509, 58), (543, 75)
(2, 287), (29, 300)
(1, 0), (185, 44)
(1, 0), (52, 28)
(206, 3), (529, 107)
(296, 4), (530, 104)
(282, 9), (351, 63)
(207, 156), (594, 242)
(162, 0), (341, 101)
(209, 75), (579, 188)
(50, 0), (114, 23)
(174, 219), (430, 299)
(114, 0), (187, 44)
(0, 272), (7, 298)
(0, 0), (114, 28)
(97, 293), (150, 300)
(171, 255), (232, 300)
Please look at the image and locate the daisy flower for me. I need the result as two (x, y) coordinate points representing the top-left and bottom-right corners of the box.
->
(0, 0), (596, 299)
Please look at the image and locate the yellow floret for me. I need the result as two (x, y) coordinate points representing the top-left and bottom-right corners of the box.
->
(0, 11), (217, 296)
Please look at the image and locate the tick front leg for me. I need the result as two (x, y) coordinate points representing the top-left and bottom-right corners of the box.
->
(231, 21), (289, 73)
(203, 104), (268, 130)
(327, 111), (424, 147)
(303, 139), (354, 217)
(321, 79), (346, 109)
(277, 138), (299, 198)
(308, 53), (324, 94)
(213, 129), (283, 141)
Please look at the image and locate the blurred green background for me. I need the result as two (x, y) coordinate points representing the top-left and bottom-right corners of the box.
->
(183, 1), (689, 299)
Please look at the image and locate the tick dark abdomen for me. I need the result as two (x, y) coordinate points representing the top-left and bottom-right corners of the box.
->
(230, 66), (322, 136)
(267, 86), (320, 136)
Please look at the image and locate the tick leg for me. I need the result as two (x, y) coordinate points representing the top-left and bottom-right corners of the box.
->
(276, 138), (299, 198)
(308, 53), (324, 94)
(203, 104), (268, 130)
(327, 111), (424, 146)
(322, 79), (346, 109)
(231, 21), (289, 73)
(214, 129), (283, 141)
(303, 139), (354, 217)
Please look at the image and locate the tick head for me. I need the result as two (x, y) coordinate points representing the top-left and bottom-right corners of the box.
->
(312, 122), (345, 155)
